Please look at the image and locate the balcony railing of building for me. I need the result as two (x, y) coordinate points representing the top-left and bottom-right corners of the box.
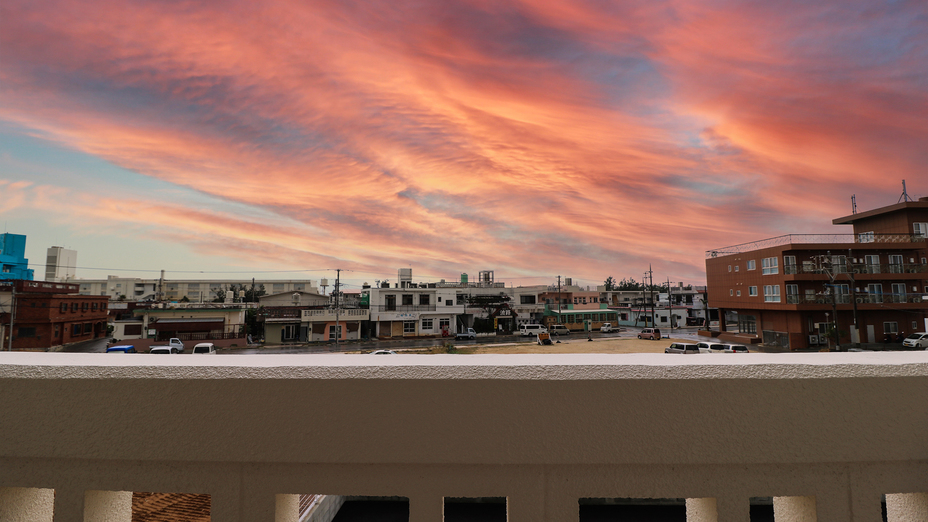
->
(785, 293), (928, 305)
(706, 233), (926, 257)
(784, 262), (928, 275)
(301, 308), (370, 319)
(2, 352), (927, 522)
(369, 304), (439, 312)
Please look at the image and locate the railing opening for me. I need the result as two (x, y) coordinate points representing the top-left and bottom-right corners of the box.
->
(133, 491), (211, 521)
(330, 496), (408, 522)
(443, 497), (506, 521)
(580, 498), (686, 521)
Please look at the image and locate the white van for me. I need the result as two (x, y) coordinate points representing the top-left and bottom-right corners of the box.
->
(192, 342), (217, 354)
(520, 324), (548, 337)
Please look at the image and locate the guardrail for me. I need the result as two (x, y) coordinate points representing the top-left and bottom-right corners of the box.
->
(2, 353), (927, 521)
(706, 233), (925, 257)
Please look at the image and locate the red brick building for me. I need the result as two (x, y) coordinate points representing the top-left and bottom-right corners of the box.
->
(705, 198), (928, 350)
(0, 280), (109, 350)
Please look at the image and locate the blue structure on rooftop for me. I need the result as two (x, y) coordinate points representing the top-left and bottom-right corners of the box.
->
(0, 233), (35, 280)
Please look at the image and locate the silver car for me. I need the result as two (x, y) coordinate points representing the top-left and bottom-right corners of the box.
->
(665, 342), (699, 354)
(902, 332), (928, 349)
(697, 341), (727, 353)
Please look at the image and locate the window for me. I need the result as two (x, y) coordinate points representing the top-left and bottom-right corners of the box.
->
(832, 255), (848, 274)
(283, 324), (298, 341)
(762, 257), (778, 275)
(446, 300), (453, 306)
(728, 265), (732, 272)
(858, 231), (874, 243)
(328, 325), (342, 341)
(72, 324), (81, 335)
(91, 303), (98, 311)
(749, 286), (758, 296)
(273, 283), (285, 293)
(883, 322), (898, 334)
(421, 318), (434, 330)
(419, 294), (430, 306)
(294, 283), (305, 291)
(786, 284), (798, 303)
(764, 285), (781, 302)
(17, 327), (36, 338)
(739, 315), (757, 334)
(867, 283), (883, 303)
(81, 302), (88, 312)
(60, 303), (67, 312)
(783, 255), (797, 274)
(520, 295), (536, 305)
(403, 321), (416, 334)
(892, 283), (906, 302)
(83, 323), (92, 334)
(835, 284), (850, 303)
(187, 283), (200, 290)
(736, 290), (741, 297)
(888, 255), (904, 273)
(402, 294), (414, 306)
(735, 265), (739, 272)
(730, 289), (733, 296)
(914, 222), (928, 239)
(71, 303), (78, 312)
(456, 294), (465, 305)
(439, 318), (450, 331)
(747, 260), (756, 271)
(864, 255), (880, 274)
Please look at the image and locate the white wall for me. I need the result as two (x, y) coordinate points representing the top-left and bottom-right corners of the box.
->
(1, 352), (927, 521)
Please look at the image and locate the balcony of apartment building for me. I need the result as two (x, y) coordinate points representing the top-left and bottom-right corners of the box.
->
(302, 308), (370, 322)
(707, 233), (927, 260)
(3, 352), (928, 522)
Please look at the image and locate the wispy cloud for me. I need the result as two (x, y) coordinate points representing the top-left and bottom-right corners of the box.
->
(1, 0), (925, 284)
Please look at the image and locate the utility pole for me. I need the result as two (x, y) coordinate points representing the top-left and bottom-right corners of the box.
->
(647, 265), (655, 328)
(848, 248), (860, 348)
(667, 277), (673, 334)
(5, 283), (15, 351)
(334, 269), (341, 351)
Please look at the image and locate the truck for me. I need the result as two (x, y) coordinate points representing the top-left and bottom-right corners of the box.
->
(455, 328), (477, 340)
(149, 338), (185, 354)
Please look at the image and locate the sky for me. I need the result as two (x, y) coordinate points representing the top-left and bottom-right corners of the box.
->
(1, 0), (926, 291)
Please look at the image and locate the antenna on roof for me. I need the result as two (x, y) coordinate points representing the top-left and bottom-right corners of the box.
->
(898, 179), (913, 203)
(851, 194), (857, 214)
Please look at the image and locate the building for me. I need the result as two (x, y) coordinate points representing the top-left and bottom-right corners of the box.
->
(0, 280), (109, 350)
(132, 303), (252, 342)
(257, 290), (332, 343)
(0, 233), (35, 281)
(705, 197), (928, 349)
(76, 275), (318, 302)
(44, 246), (77, 282)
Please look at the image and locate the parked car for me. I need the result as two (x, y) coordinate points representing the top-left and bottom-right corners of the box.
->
(192, 342), (217, 354)
(105, 345), (137, 354)
(371, 349), (396, 355)
(600, 323), (614, 333)
(549, 325), (570, 336)
(167, 338), (185, 353)
(638, 328), (661, 340)
(455, 328), (477, 340)
(665, 342), (699, 354)
(149, 346), (175, 354)
(902, 332), (928, 349)
(696, 341), (727, 353)
(519, 324), (548, 337)
(723, 344), (750, 353)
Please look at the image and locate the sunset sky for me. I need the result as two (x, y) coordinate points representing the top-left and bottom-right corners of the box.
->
(2, 0), (926, 290)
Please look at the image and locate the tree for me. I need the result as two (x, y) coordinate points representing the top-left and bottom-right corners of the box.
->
(180, 296), (190, 303)
(617, 277), (641, 291)
(212, 288), (226, 303)
(603, 276), (616, 291)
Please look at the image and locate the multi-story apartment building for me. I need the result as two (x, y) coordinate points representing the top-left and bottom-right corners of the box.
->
(76, 275), (318, 302)
(0, 280), (109, 350)
(706, 198), (928, 350)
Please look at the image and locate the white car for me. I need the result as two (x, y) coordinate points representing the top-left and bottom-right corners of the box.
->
(371, 350), (396, 355)
(697, 341), (727, 353)
(519, 324), (548, 337)
(902, 332), (928, 349)
(723, 344), (750, 353)
(192, 342), (217, 354)
(665, 342), (699, 354)
(600, 323), (614, 333)
(149, 346), (175, 355)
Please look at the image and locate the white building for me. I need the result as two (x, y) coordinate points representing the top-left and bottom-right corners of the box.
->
(44, 246), (77, 282)
(76, 275), (318, 302)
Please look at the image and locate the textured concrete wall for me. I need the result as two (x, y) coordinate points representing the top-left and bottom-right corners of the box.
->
(0, 352), (927, 522)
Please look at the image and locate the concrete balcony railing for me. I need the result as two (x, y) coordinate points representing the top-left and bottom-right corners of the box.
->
(2, 352), (928, 521)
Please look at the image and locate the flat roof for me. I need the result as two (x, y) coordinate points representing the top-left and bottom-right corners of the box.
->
(833, 199), (928, 225)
